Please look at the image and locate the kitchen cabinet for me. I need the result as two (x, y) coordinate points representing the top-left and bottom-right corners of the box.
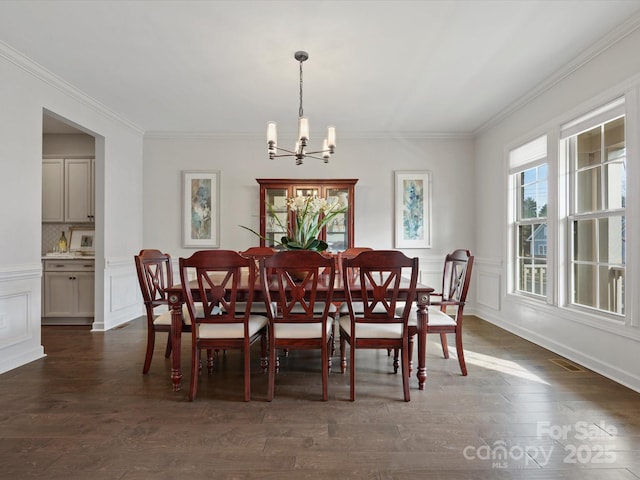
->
(42, 259), (94, 318)
(42, 159), (65, 222)
(42, 158), (94, 223)
(256, 178), (358, 252)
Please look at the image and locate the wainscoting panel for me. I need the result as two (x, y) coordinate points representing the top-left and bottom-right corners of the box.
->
(0, 264), (45, 373)
(477, 271), (501, 310)
(101, 256), (142, 331)
(416, 255), (443, 289)
(0, 290), (31, 348)
(109, 271), (139, 313)
(473, 257), (502, 311)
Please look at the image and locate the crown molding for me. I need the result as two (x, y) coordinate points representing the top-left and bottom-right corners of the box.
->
(474, 11), (640, 136)
(0, 40), (143, 135)
(144, 130), (473, 140)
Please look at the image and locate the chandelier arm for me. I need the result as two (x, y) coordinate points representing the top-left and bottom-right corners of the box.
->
(271, 146), (298, 155)
(270, 152), (327, 161)
(304, 149), (331, 155)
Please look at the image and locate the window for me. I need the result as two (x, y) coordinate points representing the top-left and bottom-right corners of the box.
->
(510, 136), (548, 297)
(562, 100), (626, 316)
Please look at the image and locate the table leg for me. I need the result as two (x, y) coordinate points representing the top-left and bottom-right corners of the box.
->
(416, 293), (429, 390)
(168, 294), (183, 391)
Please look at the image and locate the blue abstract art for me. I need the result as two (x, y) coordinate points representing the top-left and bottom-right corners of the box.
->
(395, 171), (431, 248)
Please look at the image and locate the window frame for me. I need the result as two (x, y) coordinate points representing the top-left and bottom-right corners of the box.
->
(509, 135), (549, 300)
(561, 99), (626, 319)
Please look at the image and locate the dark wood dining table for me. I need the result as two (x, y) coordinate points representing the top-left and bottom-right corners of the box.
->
(165, 270), (434, 392)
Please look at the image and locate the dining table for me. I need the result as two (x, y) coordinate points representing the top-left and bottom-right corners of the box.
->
(165, 268), (434, 393)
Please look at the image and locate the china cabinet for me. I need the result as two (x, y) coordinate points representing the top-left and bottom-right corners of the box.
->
(256, 178), (358, 252)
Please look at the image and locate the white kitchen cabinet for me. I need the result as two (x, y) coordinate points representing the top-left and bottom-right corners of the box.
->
(42, 158), (94, 223)
(42, 159), (65, 222)
(43, 259), (95, 318)
(65, 158), (94, 222)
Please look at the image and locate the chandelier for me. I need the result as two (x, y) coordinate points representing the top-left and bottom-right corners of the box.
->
(267, 51), (336, 165)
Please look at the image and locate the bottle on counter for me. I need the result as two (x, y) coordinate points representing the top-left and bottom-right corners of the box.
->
(58, 231), (68, 253)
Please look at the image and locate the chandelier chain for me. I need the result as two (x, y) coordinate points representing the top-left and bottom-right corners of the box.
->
(298, 59), (304, 118)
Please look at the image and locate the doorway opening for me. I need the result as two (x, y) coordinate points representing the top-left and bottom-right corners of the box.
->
(41, 111), (102, 329)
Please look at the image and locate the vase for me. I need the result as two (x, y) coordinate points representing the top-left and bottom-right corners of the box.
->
(288, 269), (308, 282)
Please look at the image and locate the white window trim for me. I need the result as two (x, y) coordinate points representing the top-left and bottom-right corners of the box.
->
(560, 97), (627, 320)
(508, 134), (550, 301)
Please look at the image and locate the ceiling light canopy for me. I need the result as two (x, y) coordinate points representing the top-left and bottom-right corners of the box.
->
(267, 51), (335, 165)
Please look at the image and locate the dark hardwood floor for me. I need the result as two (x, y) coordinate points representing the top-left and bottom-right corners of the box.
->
(1, 316), (639, 479)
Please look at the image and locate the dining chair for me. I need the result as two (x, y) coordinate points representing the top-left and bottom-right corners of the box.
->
(337, 247), (374, 316)
(179, 250), (268, 401)
(260, 250), (336, 401)
(398, 249), (474, 376)
(339, 250), (418, 402)
(134, 249), (191, 374)
(239, 246), (277, 265)
(238, 246), (277, 314)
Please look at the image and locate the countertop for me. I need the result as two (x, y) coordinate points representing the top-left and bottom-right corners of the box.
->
(42, 254), (95, 260)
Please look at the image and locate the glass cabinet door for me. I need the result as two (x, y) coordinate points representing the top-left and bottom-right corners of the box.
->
(294, 187), (320, 197)
(264, 187), (289, 248)
(324, 187), (349, 252)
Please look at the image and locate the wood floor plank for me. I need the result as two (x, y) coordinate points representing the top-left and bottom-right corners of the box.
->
(0, 317), (639, 479)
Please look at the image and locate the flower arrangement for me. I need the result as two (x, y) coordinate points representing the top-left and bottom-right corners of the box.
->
(241, 195), (347, 252)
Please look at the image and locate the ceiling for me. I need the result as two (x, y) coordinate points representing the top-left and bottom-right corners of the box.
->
(3, 0), (640, 137)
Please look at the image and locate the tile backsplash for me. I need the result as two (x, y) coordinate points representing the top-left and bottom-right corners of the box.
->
(42, 223), (76, 255)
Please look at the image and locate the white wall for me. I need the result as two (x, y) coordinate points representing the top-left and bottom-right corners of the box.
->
(474, 27), (640, 392)
(142, 134), (476, 288)
(0, 44), (144, 373)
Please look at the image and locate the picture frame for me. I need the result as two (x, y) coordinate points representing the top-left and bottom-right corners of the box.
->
(182, 170), (220, 248)
(69, 227), (95, 254)
(394, 171), (432, 248)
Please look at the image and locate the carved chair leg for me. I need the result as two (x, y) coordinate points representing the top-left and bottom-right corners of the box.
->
(267, 343), (276, 402)
(455, 330), (468, 376)
(322, 343), (329, 401)
(331, 328), (336, 357)
(142, 328), (155, 374)
(206, 349), (214, 373)
(164, 332), (172, 358)
(189, 347), (200, 402)
(260, 332), (268, 372)
(401, 345), (410, 402)
(340, 331), (347, 374)
(393, 348), (399, 374)
(440, 332), (450, 359)
(407, 335), (414, 374)
(349, 339), (356, 402)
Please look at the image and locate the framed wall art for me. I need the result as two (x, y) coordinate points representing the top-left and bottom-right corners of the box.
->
(394, 171), (432, 249)
(182, 170), (220, 248)
(69, 227), (95, 255)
